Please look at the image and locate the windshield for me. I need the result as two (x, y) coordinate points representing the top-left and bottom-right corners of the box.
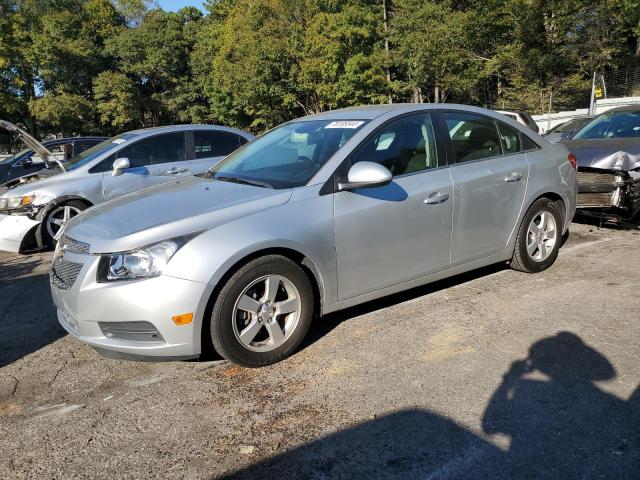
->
(552, 118), (584, 133)
(210, 119), (368, 188)
(63, 133), (137, 171)
(573, 110), (640, 140)
(0, 148), (30, 165)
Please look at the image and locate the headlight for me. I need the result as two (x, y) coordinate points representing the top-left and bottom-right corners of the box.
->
(97, 234), (199, 282)
(0, 195), (35, 210)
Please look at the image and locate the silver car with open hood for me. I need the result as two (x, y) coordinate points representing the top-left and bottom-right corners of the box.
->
(0, 124), (254, 253)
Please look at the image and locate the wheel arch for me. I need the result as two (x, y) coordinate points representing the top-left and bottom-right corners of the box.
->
(34, 195), (93, 248)
(199, 246), (325, 358)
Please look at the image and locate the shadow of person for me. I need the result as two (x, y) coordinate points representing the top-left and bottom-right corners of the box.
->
(218, 408), (505, 480)
(482, 332), (639, 478)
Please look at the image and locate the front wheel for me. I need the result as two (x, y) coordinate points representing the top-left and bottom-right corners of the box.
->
(510, 198), (563, 273)
(42, 200), (87, 249)
(210, 255), (314, 367)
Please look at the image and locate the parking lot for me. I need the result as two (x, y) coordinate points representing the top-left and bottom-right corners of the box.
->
(0, 220), (639, 479)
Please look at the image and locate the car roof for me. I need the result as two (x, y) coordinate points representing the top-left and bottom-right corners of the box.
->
(41, 136), (108, 145)
(299, 103), (504, 121)
(125, 124), (253, 138)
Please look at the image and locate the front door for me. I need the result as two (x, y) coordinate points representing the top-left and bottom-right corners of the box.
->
(102, 132), (190, 201)
(440, 112), (529, 264)
(334, 112), (453, 300)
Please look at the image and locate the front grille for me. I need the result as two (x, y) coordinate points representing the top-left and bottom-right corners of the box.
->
(50, 258), (83, 290)
(59, 234), (90, 254)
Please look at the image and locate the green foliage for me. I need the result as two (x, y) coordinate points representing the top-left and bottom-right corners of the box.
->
(0, 0), (638, 143)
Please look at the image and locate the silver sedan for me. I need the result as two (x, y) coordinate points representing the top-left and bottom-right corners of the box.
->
(51, 104), (577, 367)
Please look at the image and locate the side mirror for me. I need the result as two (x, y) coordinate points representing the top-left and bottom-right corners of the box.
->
(20, 158), (34, 167)
(338, 161), (392, 191)
(112, 157), (130, 177)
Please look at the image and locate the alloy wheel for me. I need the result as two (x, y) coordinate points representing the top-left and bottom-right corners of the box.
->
(232, 274), (302, 352)
(526, 210), (558, 262)
(46, 205), (83, 241)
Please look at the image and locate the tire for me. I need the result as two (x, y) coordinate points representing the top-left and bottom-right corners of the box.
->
(210, 255), (314, 367)
(42, 200), (88, 249)
(510, 198), (563, 273)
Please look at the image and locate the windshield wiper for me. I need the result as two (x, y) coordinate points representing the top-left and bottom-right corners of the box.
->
(214, 175), (274, 189)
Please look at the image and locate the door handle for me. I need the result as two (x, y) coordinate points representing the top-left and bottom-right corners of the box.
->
(166, 167), (189, 175)
(505, 172), (522, 182)
(424, 192), (450, 205)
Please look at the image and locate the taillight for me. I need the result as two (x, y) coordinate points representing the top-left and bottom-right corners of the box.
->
(568, 153), (577, 170)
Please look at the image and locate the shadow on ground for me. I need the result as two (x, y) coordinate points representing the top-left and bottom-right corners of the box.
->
(220, 332), (640, 479)
(0, 257), (63, 368)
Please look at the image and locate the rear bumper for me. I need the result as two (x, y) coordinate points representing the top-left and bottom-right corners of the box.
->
(576, 168), (640, 218)
(0, 213), (39, 253)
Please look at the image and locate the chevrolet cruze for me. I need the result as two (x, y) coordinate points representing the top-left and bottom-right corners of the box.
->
(50, 104), (577, 367)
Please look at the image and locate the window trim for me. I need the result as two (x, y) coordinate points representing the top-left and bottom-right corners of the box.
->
(321, 111), (446, 195)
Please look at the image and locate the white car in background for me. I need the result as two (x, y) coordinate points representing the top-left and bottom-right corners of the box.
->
(0, 125), (254, 253)
(496, 110), (540, 134)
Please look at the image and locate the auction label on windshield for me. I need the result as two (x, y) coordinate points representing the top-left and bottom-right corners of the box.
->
(325, 121), (365, 129)
(112, 138), (126, 144)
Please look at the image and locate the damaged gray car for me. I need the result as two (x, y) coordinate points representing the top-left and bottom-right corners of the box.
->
(0, 124), (254, 253)
(564, 105), (640, 219)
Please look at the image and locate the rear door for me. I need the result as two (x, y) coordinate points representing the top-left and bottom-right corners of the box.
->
(102, 132), (189, 200)
(189, 130), (246, 174)
(438, 111), (529, 264)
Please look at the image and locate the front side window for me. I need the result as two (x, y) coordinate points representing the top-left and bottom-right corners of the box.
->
(573, 110), (640, 139)
(351, 113), (438, 176)
(211, 119), (368, 189)
(193, 131), (242, 158)
(119, 132), (185, 167)
(443, 112), (502, 162)
(497, 122), (521, 154)
(66, 133), (136, 171)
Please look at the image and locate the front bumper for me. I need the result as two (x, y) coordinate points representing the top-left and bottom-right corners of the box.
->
(50, 249), (209, 360)
(576, 167), (640, 218)
(0, 213), (39, 253)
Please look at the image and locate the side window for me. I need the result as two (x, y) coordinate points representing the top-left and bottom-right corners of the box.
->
(443, 112), (502, 162)
(497, 122), (522, 154)
(89, 154), (115, 174)
(119, 133), (185, 167)
(193, 131), (241, 158)
(351, 113), (438, 176)
(522, 134), (540, 151)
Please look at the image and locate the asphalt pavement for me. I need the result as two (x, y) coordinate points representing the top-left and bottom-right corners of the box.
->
(0, 221), (639, 479)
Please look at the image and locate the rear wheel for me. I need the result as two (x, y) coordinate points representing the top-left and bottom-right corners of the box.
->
(210, 255), (314, 367)
(510, 198), (563, 273)
(42, 200), (87, 249)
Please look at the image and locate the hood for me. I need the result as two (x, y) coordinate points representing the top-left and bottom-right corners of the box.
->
(0, 167), (64, 197)
(66, 175), (293, 253)
(0, 119), (54, 167)
(564, 138), (640, 171)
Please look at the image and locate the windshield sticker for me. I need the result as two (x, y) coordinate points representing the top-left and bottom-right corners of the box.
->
(325, 121), (365, 129)
(112, 138), (126, 144)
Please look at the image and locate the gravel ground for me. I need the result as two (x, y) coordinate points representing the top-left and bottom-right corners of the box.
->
(0, 221), (639, 479)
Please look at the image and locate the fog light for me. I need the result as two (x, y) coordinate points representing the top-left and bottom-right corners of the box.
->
(99, 321), (164, 342)
(172, 313), (193, 325)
